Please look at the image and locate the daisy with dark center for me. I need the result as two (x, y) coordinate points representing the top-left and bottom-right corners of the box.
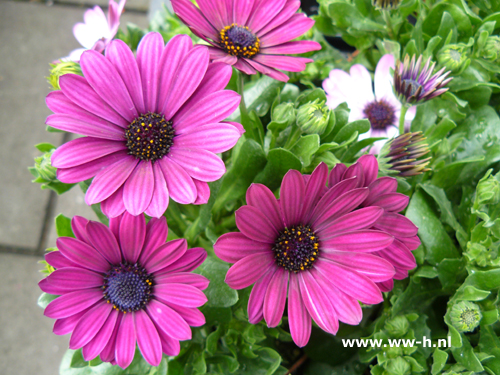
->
(214, 162), (398, 347)
(39, 213), (209, 368)
(47, 32), (243, 218)
(323, 54), (416, 154)
(327, 155), (420, 292)
(170, 0), (321, 82)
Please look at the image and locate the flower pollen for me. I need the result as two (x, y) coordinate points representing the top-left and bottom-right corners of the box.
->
(103, 263), (154, 313)
(126, 112), (174, 162)
(273, 225), (319, 273)
(363, 99), (396, 130)
(220, 24), (260, 58)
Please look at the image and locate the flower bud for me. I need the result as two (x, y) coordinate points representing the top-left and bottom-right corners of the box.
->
(384, 315), (410, 338)
(34, 149), (57, 182)
(450, 301), (482, 333)
(481, 36), (500, 62)
(476, 173), (500, 206)
(47, 61), (83, 90)
(296, 99), (330, 135)
(372, 0), (401, 9)
(438, 44), (470, 73)
(272, 102), (296, 127)
(378, 132), (431, 177)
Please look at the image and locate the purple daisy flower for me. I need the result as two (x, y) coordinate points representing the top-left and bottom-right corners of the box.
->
(327, 155), (420, 292)
(39, 213), (208, 368)
(214, 162), (397, 347)
(171, 0), (321, 82)
(323, 54), (418, 154)
(48, 32), (243, 218)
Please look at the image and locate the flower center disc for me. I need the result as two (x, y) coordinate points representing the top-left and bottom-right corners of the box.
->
(126, 112), (174, 162)
(220, 24), (260, 58)
(402, 79), (423, 97)
(273, 225), (319, 273)
(363, 99), (396, 130)
(103, 263), (154, 312)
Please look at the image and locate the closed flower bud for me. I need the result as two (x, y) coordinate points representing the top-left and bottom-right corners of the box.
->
(378, 132), (431, 177)
(372, 0), (401, 9)
(450, 301), (482, 333)
(476, 172), (500, 206)
(384, 315), (410, 338)
(34, 149), (57, 181)
(481, 36), (500, 62)
(272, 102), (296, 127)
(296, 99), (330, 135)
(47, 61), (83, 90)
(438, 44), (470, 73)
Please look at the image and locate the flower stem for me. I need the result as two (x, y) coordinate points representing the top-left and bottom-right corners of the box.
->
(399, 104), (409, 135)
(382, 9), (395, 40)
(237, 71), (249, 121)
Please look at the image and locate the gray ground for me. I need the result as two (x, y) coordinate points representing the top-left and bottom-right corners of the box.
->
(0, 1), (148, 373)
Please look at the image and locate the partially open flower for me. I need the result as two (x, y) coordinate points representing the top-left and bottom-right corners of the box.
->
(394, 55), (452, 105)
(438, 44), (470, 73)
(296, 99), (330, 135)
(372, 0), (401, 9)
(378, 132), (431, 177)
(450, 301), (482, 333)
(481, 36), (500, 63)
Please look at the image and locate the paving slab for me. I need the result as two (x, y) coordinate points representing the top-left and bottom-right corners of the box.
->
(0, 253), (69, 375)
(55, 0), (150, 12)
(0, 1), (148, 251)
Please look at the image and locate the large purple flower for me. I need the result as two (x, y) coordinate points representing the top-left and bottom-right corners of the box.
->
(40, 213), (208, 368)
(327, 155), (420, 292)
(48, 32), (243, 218)
(214, 162), (397, 347)
(171, 0), (321, 82)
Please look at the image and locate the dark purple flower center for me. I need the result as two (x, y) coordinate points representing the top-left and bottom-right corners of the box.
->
(402, 79), (422, 96)
(103, 263), (154, 313)
(363, 99), (396, 130)
(273, 225), (319, 273)
(219, 24), (260, 58)
(126, 112), (175, 162)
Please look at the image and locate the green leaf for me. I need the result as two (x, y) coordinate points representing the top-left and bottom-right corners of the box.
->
(290, 135), (320, 167)
(406, 190), (460, 265)
(55, 213), (75, 238)
(328, 3), (385, 32)
(432, 348), (448, 375)
(213, 139), (267, 213)
(35, 142), (56, 153)
(42, 181), (76, 195)
(423, 3), (472, 41)
(392, 277), (445, 315)
(479, 325), (500, 374)
(455, 285), (491, 301)
(437, 258), (466, 289)
(451, 335), (484, 372)
(195, 256), (238, 308)
(254, 148), (302, 191)
(333, 119), (370, 144)
(295, 88), (327, 107)
(37, 292), (58, 309)
(234, 348), (282, 375)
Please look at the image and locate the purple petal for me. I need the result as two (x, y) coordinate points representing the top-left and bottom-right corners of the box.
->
(115, 313), (136, 369)
(100, 185), (126, 218)
(253, 55), (311, 72)
(168, 304), (206, 326)
(158, 331), (180, 356)
(162, 46), (210, 119)
(214, 232), (271, 264)
(138, 217), (168, 264)
(44, 288), (103, 319)
(321, 252), (395, 282)
(400, 235), (421, 251)
(52, 138), (126, 169)
(281, 169), (305, 227)
(309, 178), (359, 221)
(235, 205), (278, 243)
(70, 301), (112, 349)
(134, 310), (162, 366)
(146, 299), (191, 340)
(39, 278), (71, 295)
(136, 32), (164, 112)
(174, 124), (241, 153)
(225, 252), (275, 290)
(260, 13), (313, 47)
(364, 177), (398, 205)
(45, 251), (77, 269)
(82, 309), (119, 361)
(53, 309), (89, 336)
(357, 155), (378, 186)
(373, 212), (418, 238)
(244, 58), (290, 82)
(342, 163), (365, 187)
(234, 58), (258, 75)
(193, 179), (210, 205)
(246, 184), (283, 232)
(47, 267), (104, 291)
(261, 40), (321, 54)
(248, 268), (277, 324)
(123, 161), (155, 216)
(314, 259), (383, 304)
(46, 90), (91, 116)
(99, 314), (121, 363)
(173, 90), (241, 133)
(106, 39), (145, 114)
(46, 113), (125, 141)
(288, 274), (311, 347)
(154, 283), (207, 308)
(328, 163), (347, 186)
(321, 230), (394, 253)
(248, 0), (286, 33)
(143, 239), (187, 273)
(80, 50), (138, 122)
(301, 162), (328, 223)
(263, 267), (288, 327)
(369, 193), (409, 213)
(59, 74), (128, 128)
(159, 247), (207, 273)
(86, 221), (122, 264)
(109, 214), (123, 243)
(168, 148), (225, 182)
(298, 271), (338, 334)
(57, 151), (128, 184)
(233, 0), (254, 24)
(377, 239), (416, 270)
(158, 157), (197, 204)
(155, 272), (209, 290)
(171, 0), (219, 40)
(71, 216), (90, 244)
(318, 206), (384, 239)
(119, 212), (146, 264)
(57, 237), (109, 273)
(85, 156), (138, 205)
(377, 279), (394, 293)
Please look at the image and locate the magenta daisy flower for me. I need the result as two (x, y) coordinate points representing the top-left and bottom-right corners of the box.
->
(328, 155), (420, 292)
(214, 162), (397, 347)
(64, 0), (126, 62)
(48, 32), (243, 218)
(171, 0), (321, 82)
(323, 54), (417, 154)
(39, 213), (208, 368)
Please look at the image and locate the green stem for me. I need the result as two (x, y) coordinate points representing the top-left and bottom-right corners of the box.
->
(399, 105), (409, 135)
(237, 71), (249, 120)
(284, 125), (301, 149)
(382, 9), (395, 40)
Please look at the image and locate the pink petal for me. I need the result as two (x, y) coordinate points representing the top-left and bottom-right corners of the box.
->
(39, 278), (72, 295)
(160, 247), (207, 273)
(115, 313), (136, 369)
(374, 212), (418, 238)
(119, 212), (146, 264)
(134, 310), (162, 366)
(158, 331), (180, 356)
(174, 124), (241, 153)
(235, 205), (278, 243)
(311, 178), (358, 221)
(261, 40), (321, 54)
(246, 184), (283, 232)
(259, 14), (314, 47)
(377, 279), (394, 293)
(146, 299), (191, 340)
(82, 309), (119, 361)
(321, 252), (395, 282)
(248, 267), (277, 324)
(168, 148), (225, 182)
(321, 230), (394, 253)
(281, 169), (305, 228)
(53, 308), (89, 336)
(328, 163), (347, 187)
(288, 273), (311, 347)
(247, 0), (286, 33)
(86, 221), (122, 264)
(301, 163), (328, 223)
(400, 235), (421, 251)
(244, 58), (290, 82)
(318, 206), (384, 239)
(138, 216), (168, 265)
(57, 237), (109, 273)
(257, 0), (301, 36)
(168, 304), (206, 326)
(348, 64), (375, 105)
(342, 163), (365, 187)
(193, 179), (210, 205)
(46, 113), (125, 141)
(357, 155), (379, 186)
(234, 58), (257, 75)
(136, 32), (164, 112)
(263, 267), (288, 327)
(171, 0), (219, 40)
(100, 185), (126, 218)
(158, 157), (197, 204)
(374, 54), (400, 108)
(45, 251), (77, 269)
(364, 177), (398, 205)
(44, 288), (103, 319)
(154, 283), (207, 308)
(253, 55), (311, 72)
(99, 314), (122, 362)
(47, 267), (104, 291)
(143, 239), (187, 273)
(370, 193), (409, 213)
(225, 252), (276, 290)
(70, 301), (112, 349)
(123, 161), (155, 216)
(155, 272), (209, 290)
(377, 239), (416, 270)
(214, 232), (271, 264)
